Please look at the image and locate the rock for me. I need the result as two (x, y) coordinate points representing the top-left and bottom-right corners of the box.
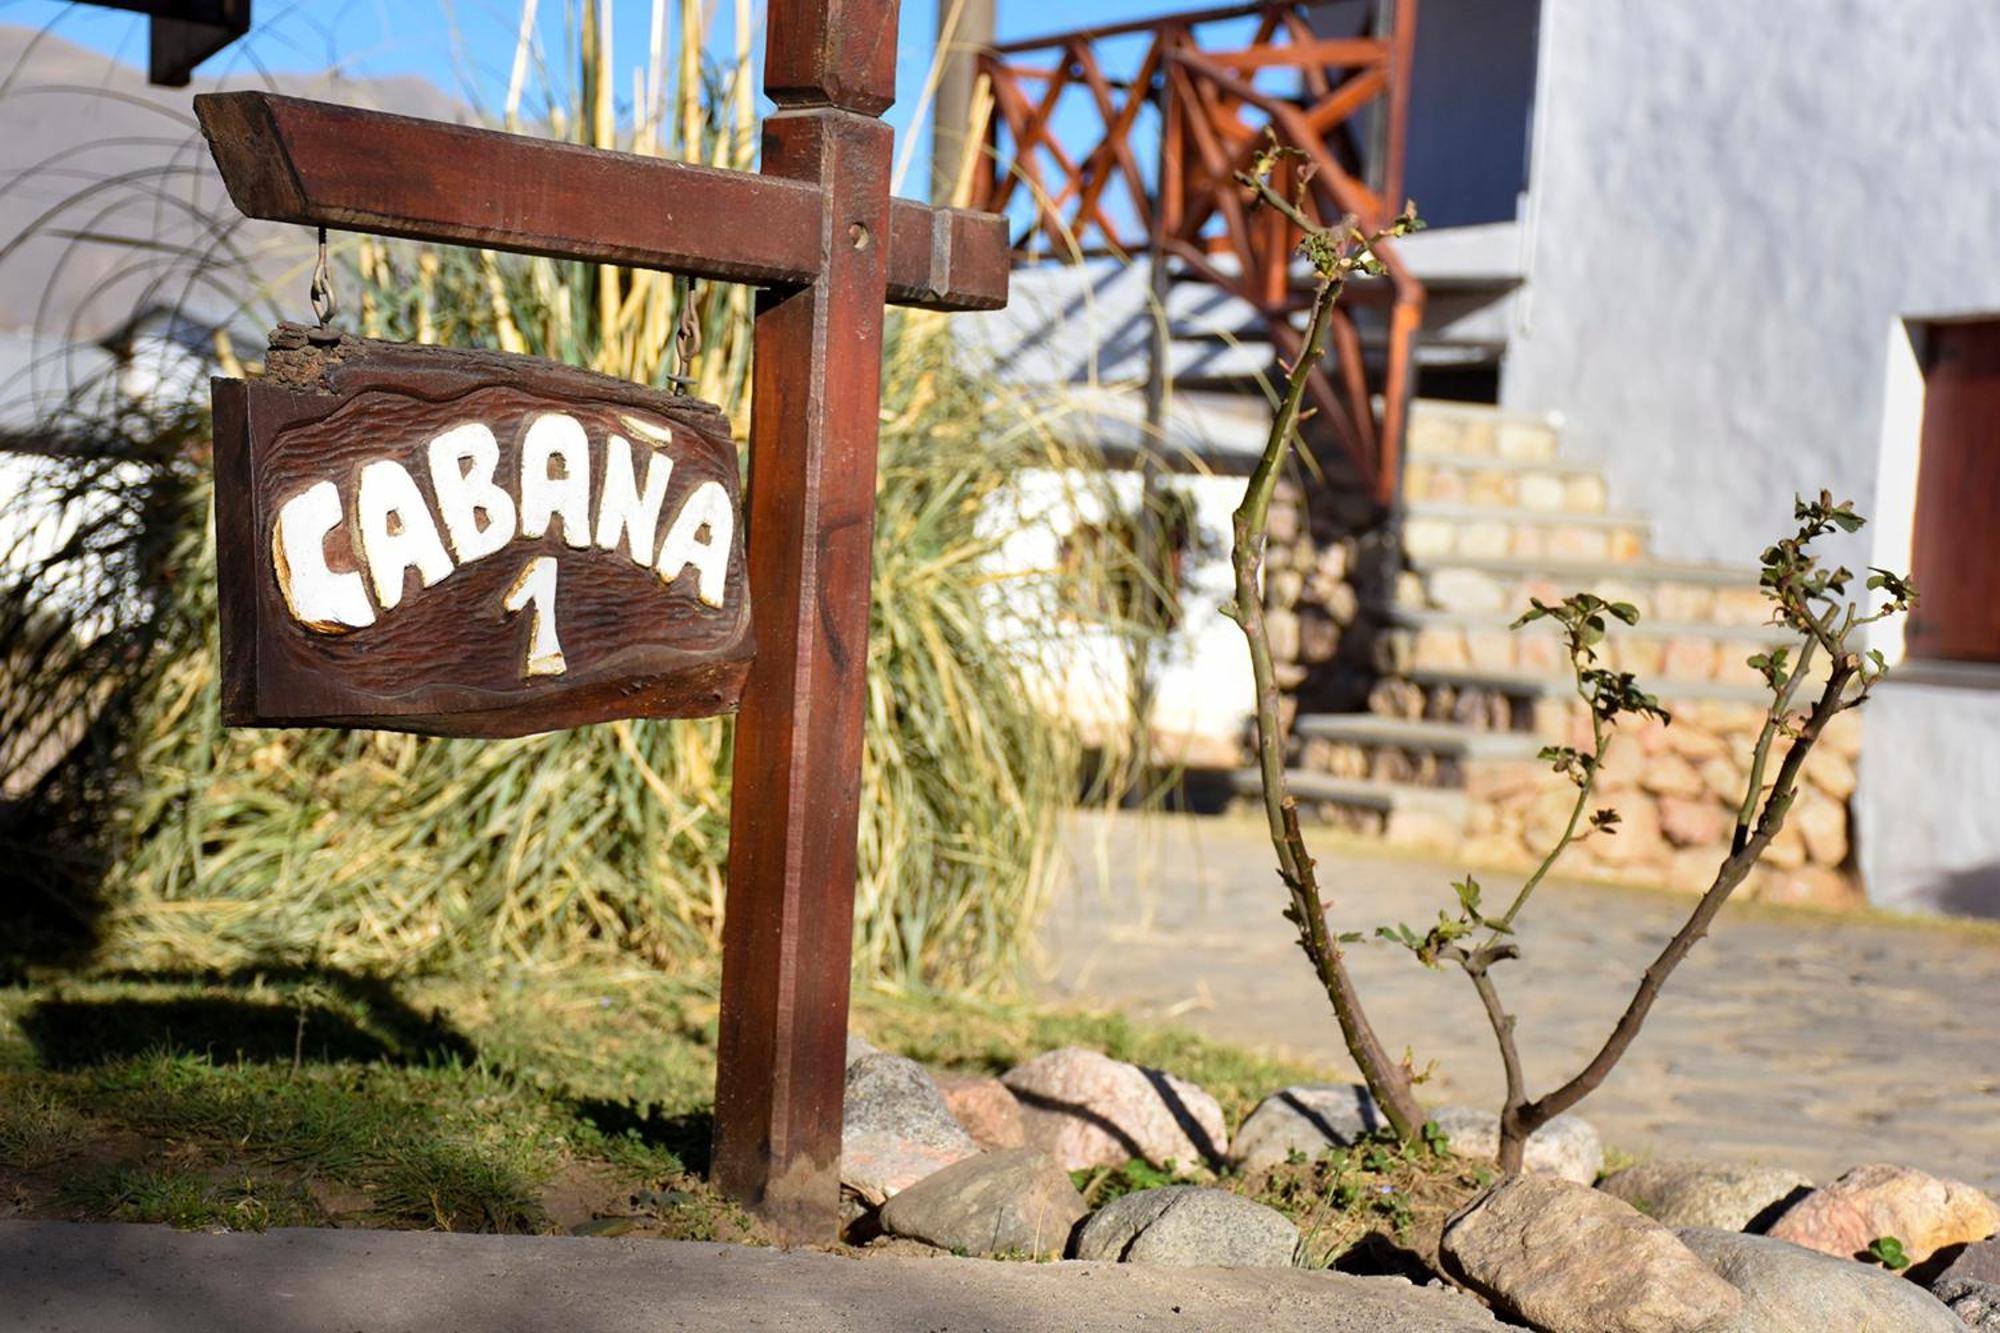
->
(1809, 748), (1857, 800)
(1640, 753), (1706, 799)
(1792, 791), (1847, 865)
(935, 1073), (1026, 1151)
(1677, 1226), (1963, 1332)
(841, 1053), (979, 1204)
(1599, 1159), (1812, 1231)
(1442, 1176), (1741, 1332)
(845, 1033), (876, 1067)
(1658, 795), (1730, 849)
(1765, 1162), (2000, 1264)
(1001, 1047), (1228, 1172)
(876, 1148), (1087, 1258)
(1071, 1185), (1297, 1267)
(1700, 755), (1745, 802)
(1429, 1106), (1603, 1185)
(1229, 1084), (1381, 1174)
(1934, 1276), (2000, 1331)
(1938, 1236), (2000, 1287)
(1590, 796), (1664, 867)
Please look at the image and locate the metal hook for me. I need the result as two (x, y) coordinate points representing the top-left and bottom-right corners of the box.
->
(310, 227), (336, 329)
(671, 276), (702, 394)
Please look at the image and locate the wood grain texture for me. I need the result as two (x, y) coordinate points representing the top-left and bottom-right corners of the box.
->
(213, 329), (751, 736)
(710, 104), (893, 1240)
(763, 0), (900, 114)
(193, 91), (1008, 312)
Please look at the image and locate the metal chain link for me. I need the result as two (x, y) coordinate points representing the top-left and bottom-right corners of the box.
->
(309, 226), (336, 328)
(672, 277), (702, 392)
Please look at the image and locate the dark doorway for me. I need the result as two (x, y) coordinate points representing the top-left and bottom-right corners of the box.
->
(1907, 320), (2000, 664)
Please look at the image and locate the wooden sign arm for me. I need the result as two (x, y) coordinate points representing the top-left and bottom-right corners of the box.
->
(194, 91), (1008, 313)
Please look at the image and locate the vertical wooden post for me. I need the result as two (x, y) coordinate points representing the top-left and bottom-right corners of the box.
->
(712, 0), (899, 1243)
(931, 0), (996, 206)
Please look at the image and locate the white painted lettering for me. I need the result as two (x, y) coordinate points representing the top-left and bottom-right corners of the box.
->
(356, 459), (454, 611)
(592, 435), (674, 566)
(519, 413), (592, 547)
(272, 480), (374, 633)
(428, 423), (518, 564)
(270, 411), (739, 648)
(656, 479), (734, 608)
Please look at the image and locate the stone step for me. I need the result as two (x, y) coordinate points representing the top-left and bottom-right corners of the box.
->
(1348, 685), (1861, 896)
(1380, 607), (1799, 689)
(1227, 767), (1471, 844)
(1406, 401), (1560, 463)
(1403, 453), (1610, 514)
(1295, 714), (1544, 758)
(1401, 504), (1651, 566)
(1399, 554), (1768, 623)
(1370, 664), (1826, 739)
(1289, 715), (1542, 791)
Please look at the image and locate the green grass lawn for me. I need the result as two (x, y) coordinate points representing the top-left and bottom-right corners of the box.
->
(0, 965), (1336, 1241)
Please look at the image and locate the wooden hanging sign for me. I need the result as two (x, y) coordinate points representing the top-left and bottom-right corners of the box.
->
(210, 324), (752, 736)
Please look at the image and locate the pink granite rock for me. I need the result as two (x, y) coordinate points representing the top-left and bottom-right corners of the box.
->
(1000, 1047), (1227, 1172)
(841, 1053), (979, 1204)
(935, 1073), (1026, 1151)
(1766, 1163), (2000, 1264)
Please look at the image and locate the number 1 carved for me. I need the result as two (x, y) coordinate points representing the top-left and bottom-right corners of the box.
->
(502, 555), (566, 677)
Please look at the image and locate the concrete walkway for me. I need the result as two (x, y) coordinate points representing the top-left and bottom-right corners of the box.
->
(1045, 811), (2000, 1191)
(0, 1222), (1501, 1332)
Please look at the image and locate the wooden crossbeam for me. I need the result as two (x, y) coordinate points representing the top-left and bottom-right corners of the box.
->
(69, 0), (251, 86)
(1206, 36), (1388, 74)
(196, 92), (1008, 313)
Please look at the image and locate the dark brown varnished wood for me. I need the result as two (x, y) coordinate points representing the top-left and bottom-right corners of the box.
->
(212, 329), (752, 736)
(710, 101), (897, 1244)
(69, 0), (250, 86)
(194, 91), (1008, 313)
(1909, 320), (2000, 664)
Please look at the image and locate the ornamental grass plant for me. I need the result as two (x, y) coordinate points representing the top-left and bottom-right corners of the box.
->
(0, 2), (1139, 992)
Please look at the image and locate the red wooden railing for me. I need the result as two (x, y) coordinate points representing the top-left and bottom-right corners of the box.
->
(973, 0), (1424, 504)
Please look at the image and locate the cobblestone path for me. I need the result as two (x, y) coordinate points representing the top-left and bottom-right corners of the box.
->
(1042, 811), (2000, 1191)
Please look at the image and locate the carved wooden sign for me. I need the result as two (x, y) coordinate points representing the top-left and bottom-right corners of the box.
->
(211, 325), (752, 736)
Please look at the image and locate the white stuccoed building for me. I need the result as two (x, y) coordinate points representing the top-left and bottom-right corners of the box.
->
(966, 0), (2000, 917)
(1405, 0), (2000, 916)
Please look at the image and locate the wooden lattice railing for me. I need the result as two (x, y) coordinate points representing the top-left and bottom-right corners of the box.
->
(973, 0), (1424, 504)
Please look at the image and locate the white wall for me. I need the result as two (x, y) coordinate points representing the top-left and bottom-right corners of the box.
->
(981, 467), (1254, 767)
(1502, 0), (2000, 563)
(1856, 673), (2000, 919)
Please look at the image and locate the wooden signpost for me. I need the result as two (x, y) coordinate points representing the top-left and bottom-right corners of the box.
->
(197, 0), (1008, 1242)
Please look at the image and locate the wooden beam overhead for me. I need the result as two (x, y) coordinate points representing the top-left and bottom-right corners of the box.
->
(70, 0), (251, 86)
(196, 92), (1010, 312)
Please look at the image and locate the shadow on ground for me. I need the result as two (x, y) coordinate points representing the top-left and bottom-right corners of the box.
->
(1929, 862), (2000, 920)
(16, 968), (479, 1070)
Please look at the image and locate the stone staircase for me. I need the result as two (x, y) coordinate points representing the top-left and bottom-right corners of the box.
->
(1235, 400), (1861, 907)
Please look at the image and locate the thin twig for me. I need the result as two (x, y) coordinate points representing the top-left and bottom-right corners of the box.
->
(1506, 658), (1858, 1151)
(1493, 709), (1606, 933)
(1443, 941), (1525, 1141)
(1230, 267), (1427, 1144)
